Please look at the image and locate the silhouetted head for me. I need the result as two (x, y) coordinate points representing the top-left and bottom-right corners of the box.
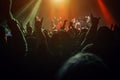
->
(26, 22), (32, 35)
(95, 26), (113, 43)
(0, 26), (5, 37)
(57, 53), (109, 80)
(0, 26), (7, 42)
(0, 0), (11, 22)
(114, 24), (120, 36)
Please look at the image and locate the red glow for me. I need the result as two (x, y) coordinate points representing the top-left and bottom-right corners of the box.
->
(98, 0), (116, 26)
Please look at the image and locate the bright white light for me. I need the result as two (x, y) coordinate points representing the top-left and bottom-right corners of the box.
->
(53, 0), (64, 3)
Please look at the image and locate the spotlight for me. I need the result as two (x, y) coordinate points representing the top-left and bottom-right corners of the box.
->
(53, 0), (63, 3)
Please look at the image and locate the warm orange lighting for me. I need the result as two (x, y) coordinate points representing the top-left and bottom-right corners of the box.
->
(50, 0), (70, 19)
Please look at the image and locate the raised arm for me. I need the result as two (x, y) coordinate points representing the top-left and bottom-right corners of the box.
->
(7, 0), (28, 56)
(81, 14), (100, 47)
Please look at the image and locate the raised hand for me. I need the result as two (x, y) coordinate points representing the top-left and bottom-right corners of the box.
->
(7, 10), (28, 57)
(61, 19), (68, 30)
(34, 16), (44, 33)
(81, 14), (101, 48)
(90, 14), (101, 27)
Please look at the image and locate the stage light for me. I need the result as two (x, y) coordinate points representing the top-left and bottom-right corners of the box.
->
(15, 0), (35, 18)
(53, 0), (64, 3)
(23, 0), (42, 28)
(98, 0), (115, 26)
(14, 0), (42, 29)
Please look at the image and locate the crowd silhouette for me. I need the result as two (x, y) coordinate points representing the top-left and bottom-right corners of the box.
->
(0, 0), (120, 80)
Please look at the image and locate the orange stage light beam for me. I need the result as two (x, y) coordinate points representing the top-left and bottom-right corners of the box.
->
(50, 0), (69, 19)
(98, 0), (116, 26)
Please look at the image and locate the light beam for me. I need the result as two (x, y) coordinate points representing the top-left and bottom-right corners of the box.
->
(98, 0), (116, 26)
(15, 0), (35, 18)
(23, 0), (42, 28)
